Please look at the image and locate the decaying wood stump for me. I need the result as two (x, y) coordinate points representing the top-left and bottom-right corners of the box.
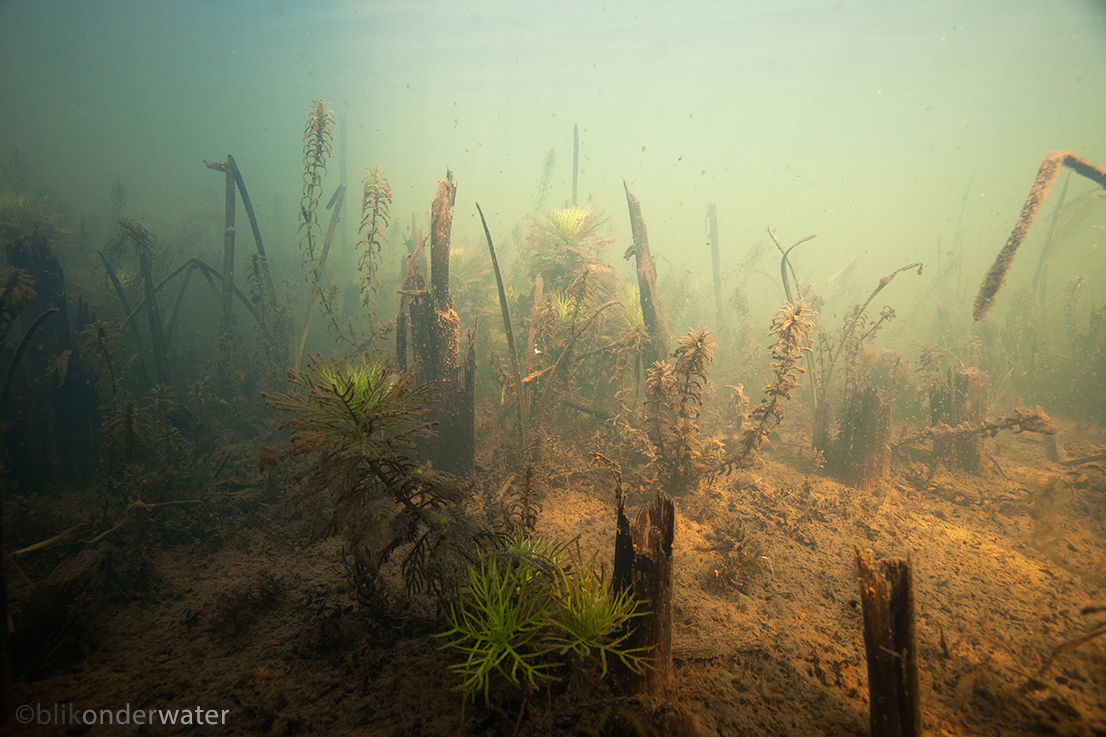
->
(613, 490), (674, 695)
(855, 549), (921, 737)
(833, 385), (891, 487)
(932, 367), (988, 472)
(399, 171), (476, 474)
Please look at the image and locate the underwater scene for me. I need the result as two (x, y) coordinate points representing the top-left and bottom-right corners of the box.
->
(1, 1), (1105, 735)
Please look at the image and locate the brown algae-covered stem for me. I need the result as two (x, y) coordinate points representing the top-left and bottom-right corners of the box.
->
(973, 150), (1106, 321)
(430, 170), (456, 309)
(622, 178), (670, 366)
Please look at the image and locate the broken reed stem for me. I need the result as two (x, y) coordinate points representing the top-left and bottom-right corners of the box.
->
(220, 163), (236, 387)
(974, 150), (1106, 321)
(856, 549), (920, 737)
(623, 178), (670, 366)
(431, 171), (457, 309)
(224, 155), (274, 300)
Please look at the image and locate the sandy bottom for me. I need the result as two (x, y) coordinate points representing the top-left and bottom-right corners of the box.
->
(7, 419), (1105, 736)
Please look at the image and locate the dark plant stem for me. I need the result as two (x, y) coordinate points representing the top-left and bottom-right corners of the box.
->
(622, 178), (669, 366)
(98, 250), (150, 386)
(476, 202), (527, 447)
(572, 124), (579, 206)
(225, 155), (275, 300)
(0, 307), (58, 416)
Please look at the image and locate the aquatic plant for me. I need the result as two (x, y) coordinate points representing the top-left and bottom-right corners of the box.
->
(716, 300), (815, 476)
(520, 206), (613, 290)
(356, 165), (392, 311)
(438, 533), (644, 702)
(533, 147), (556, 211)
(974, 149), (1106, 321)
(812, 261), (922, 452)
(262, 353), (475, 597)
(78, 320), (124, 405)
(0, 192), (62, 243)
(300, 99), (333, 276)
(296, 99), (353, 351)
(115, 219), (170, 386)
(110, 179), (127, 221)
(246, 251), (285, 379)
(643, 329), (717, 495)
(0, 266), (35, 344)
(703, 513), (764, 594)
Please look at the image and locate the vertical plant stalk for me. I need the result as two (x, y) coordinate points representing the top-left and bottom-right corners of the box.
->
(395, 235), (427, 372)
(164, 260), (195, 344)
(200, 158), (241, 387)
(221, 165), (237, 383)
(0, 307), (58, 416)
(707, 203), (721, 319)
(572, 124), (579, 206)
(296, 99), (335, 364)
(297, 184), (351, 363)
(768, 227), (818, 413)
(98, 250), (150, 386)
(357, 166), (392, 311)
(974, 149), (1106, 321)
(118, 219), (171, 387)
(476, 202), (527, 449)
(622, 178), (669, 366)
(137, 232), (170, 387)
(225, 154), (275, 302)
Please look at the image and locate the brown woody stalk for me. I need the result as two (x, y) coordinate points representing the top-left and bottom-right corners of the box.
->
(974, 150), (1106, 321)
(623, 178), (669, 366)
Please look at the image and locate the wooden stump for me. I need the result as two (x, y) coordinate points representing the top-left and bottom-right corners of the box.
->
(401, 171), (476, 475)
(855, 549), (921, 737)
(932, 367), (988, 472)
(613, 491), (674, 695)
(833, 385), (891, 486)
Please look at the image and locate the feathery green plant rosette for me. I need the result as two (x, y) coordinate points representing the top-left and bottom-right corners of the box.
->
(438, 534), (648, 702)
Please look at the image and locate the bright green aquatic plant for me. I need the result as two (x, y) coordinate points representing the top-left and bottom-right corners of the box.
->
(439, 533), (645, 702)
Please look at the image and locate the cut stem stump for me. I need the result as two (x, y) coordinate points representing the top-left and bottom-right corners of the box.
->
(932, 368), (988, 472)
(613, 490), (674, 696)
(856, 549), (920, 737)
